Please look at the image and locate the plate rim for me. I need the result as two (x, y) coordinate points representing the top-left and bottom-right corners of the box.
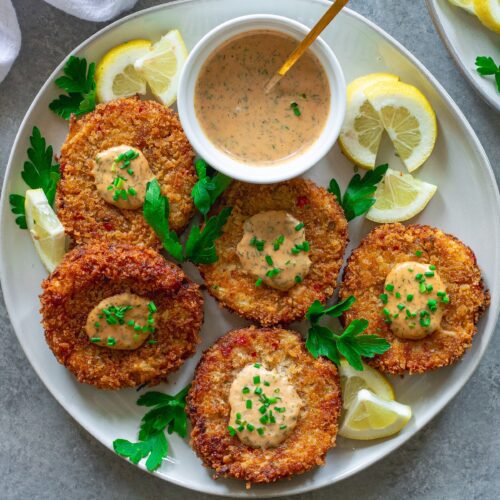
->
(1, 0), (499, 496)
(425, 0), (500, 113)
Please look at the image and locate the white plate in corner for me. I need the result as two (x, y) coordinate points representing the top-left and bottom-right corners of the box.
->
(1, 0), (499, 497)
(426, 0), (500, 112)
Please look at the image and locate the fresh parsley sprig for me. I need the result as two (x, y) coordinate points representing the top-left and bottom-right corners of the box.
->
(305, 296), (390, 371)
(49, 56), (96, 119)
(113, 385), (190, 472)
(328, 164), (388, 221)
(191, 158), (232, 219)
(144, 178), (232, 264)
(475, 56), (500, 93)
(9, 126), (61, 229)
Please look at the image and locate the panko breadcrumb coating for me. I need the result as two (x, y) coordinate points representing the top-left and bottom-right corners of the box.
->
(187, 327), (341, 485)
(40, 243), (204, 389)
(340, 224), (489, 374)
(199, 179), (348, 326)
(56, 96), (197, 248)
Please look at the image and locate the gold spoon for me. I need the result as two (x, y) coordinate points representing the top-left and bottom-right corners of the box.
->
(265, 0), (350, 93)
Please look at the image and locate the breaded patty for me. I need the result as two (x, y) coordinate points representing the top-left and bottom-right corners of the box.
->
(56, 96), (197, 247)
(340, 224), (489, 374)
(40, 243), (204, 389)
(187, 327), (341, 485)
(199, 180), (348, 326)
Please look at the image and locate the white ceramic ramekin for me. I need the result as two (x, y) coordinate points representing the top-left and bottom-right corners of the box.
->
(177, 14), (346, 184)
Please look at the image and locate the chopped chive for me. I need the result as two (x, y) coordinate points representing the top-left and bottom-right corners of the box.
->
(380, 293), (388, 304)
(425, 271), (434, 277)
(255, 278), (263, 287)
(426, 284), (434, 292)
(227, 426), (236, 436)
(107, 337), (116, 346)
(237, 425), (244, 432)
(247, 423), (255, 432)
(253, 375), (261, 384)
(257, 428), (265, 436)
(254, 363), (261, 368)
(442, 296), (450, 304)
(294, 275), (302, 284)
(397, 304), (405, 311)
(295, 222), (305, 231)
(383, 308), (391, 317)
(259, 415), (269, 425)
(265, 255), (273, 266)
(263, 381), (271, 387)
(246, 400), (252, 409)
(90, 337), (101, 343)
(437, 291), (446, 297)
(279, 425), (287, 430)
(429, 264), (436, 270)
(395, 292), (401, 299)
(415, 250), (423, 257)
(290, 101), (301, 116)
(242, 387), (250, 394)
(128, 187), (137, 196)
(254, 387), (263, 395)
(419, 283), (426, 294)
(94, 322), (100, 329)
(415, 273), (423, 281)
(148, 302), (157, 313)
(407, 294), (414, 302)
(385, 284), (394, 292)
(259, 406), (267, 414)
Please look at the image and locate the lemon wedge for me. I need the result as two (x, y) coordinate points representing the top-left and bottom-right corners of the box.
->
(95, 39), (152, 102)
(366, 167), (437, 223)
(339, 359), (395, 411)
(448, 0), (476, 15)
(339, 73), (400, 169)
(339, 389), (412, 440)
(25, 189), (66, 273)
(474, 0), (500, 33)
(134, 30), (188, 106)
(365, 81), (437, 172)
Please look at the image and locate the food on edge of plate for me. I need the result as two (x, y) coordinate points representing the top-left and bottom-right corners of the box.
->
(198, 179), (349, 326)
(449, 0), (500, 34)
(56, 96), (197, 248)
(339, 223), (490, 374)
(448, 0), (476, 15)
(40, 243), (204, 389)
(134, 30), (189, 106)
(95, 39), (152, 102)
(24, 189), (67, 272)
(194, 29), (330, 165)
(339, 74), (437, 172)
(187, 327), (342, 485)
(366, 167), (437, 223)
(339, 72), (400, 169)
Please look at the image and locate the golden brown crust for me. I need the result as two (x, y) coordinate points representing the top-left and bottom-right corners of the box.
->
(187, 327), (342, 485)
(339, 224), (490, 374)
(198, 179), (348, 326)
(56, 96), (197, 248)
(40, 243), (204, 389)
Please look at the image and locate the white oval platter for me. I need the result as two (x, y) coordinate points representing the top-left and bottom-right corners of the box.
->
(1, 0), (499, 497)
(426, 0), (500, 112)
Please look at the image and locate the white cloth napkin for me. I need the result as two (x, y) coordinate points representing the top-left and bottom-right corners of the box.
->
(0, 0), (138, 84)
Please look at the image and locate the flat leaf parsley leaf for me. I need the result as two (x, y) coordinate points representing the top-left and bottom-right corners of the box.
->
(49, 56), (96, 119)
(475, 56), (500, 93)
(144, 177), (232, 264)
(9, 127), (60, 229)
(305, 296), (390, 371)
(113, 385), (190, 472)
(191, 158), (232, 219)
(328, 163), (388, 221)
(143, 179), (184, 261)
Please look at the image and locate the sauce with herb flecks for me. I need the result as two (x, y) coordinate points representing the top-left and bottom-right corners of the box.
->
(228, 364), (302, 449)
(93, 145), (154, 210)
(85, 293), (157, 350)
(381, 262), (448, 340)
(236, 210), (311, 290)
(195, 30), (330, 164)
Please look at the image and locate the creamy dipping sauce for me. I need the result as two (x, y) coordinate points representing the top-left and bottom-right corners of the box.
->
(381, 261), (449, 340)
(93, 145), (154, 210)
(236, 210), (311, 290)
(228, 364), (302, 449)
(195, 30), (330, 164)
(85, 293), (157, 350)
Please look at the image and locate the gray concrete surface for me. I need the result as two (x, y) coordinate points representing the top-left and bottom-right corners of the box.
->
(1, 0), (499, 498)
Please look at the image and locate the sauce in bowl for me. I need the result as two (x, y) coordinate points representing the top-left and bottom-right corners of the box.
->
(194, 30), (331, 164)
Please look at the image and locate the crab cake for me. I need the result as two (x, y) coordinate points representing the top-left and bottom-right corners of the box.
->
(40, 243), (203, 389)
(187, 327), (341, 485)
(340, 224), (489, 375)
(56, 96), (197, 248)
(199, 179), (348, 326)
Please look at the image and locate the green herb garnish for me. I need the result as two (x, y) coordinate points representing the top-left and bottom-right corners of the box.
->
(191, 158), (232, 219)
(9, 127), (61, 229)
(305, 296), (390, 371)
(328, 164), (388, 221)
(475, 56), (500, 93)
(113, 385), (189, 472)
(49, 56), (96, 119)
(290, 101), (301, 116)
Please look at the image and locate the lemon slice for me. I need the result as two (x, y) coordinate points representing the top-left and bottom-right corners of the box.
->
(365, 81), (437, 172)
(134, 30), (188, 106)
(474, 0), (500, 33)
(95, 39), (152, 102)
(339, 73), (400, 169)
(339, 359), (394, 411)
(366, 168), (437, 223)
(339, 389), (412, 440)
(448, 0), (476, 15)
(25, 189), (66, 272)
